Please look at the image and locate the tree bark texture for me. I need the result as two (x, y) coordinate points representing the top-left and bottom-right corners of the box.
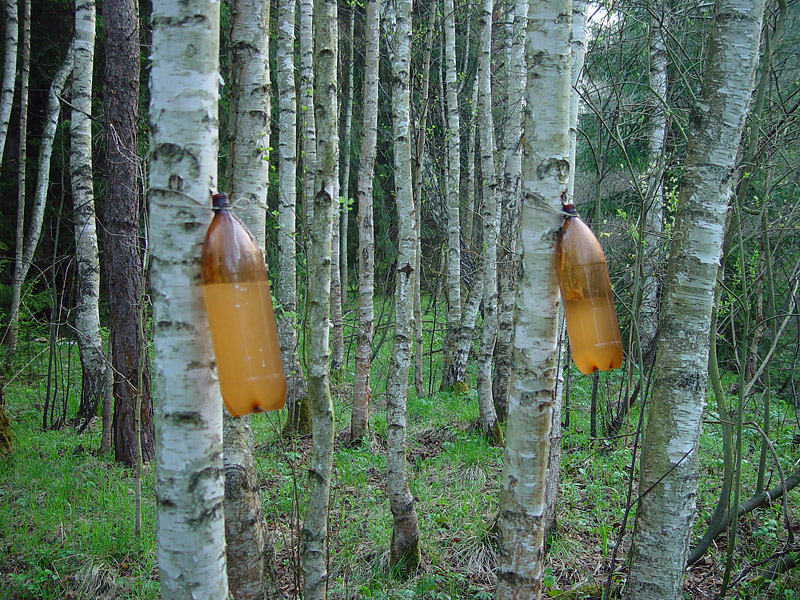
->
(412, 1), (437, 400)
(623, 0), (766, 598)
(493, 0), (527, 420)
(8, 43), (73, 352)
(385, 0), (421, 572)
(103, 0), (154, 467)
(351, 0), (380, 444)
(339, 3), (355, 308)
(639, 4), (668, 351)
(276, 0), (308, 430)
(71, 0), (105, 424)
(495, 0), (571, 595)
(299, 0), (317, 230)
(0, 0), (18, 163)
(149, 0), (228, 596)
(439, 0), (462, 391)
(476, 0), (502, 444)
(8, 0), (29, 352)
(302, 0), (337, 596)
(224, 0), (274, 596)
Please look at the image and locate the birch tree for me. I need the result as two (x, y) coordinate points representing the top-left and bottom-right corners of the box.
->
(638, 4), (668, 351)
(302, 0), (337, 595)
(276, 0), (309, 433)
(495, 0), (572, 595)
(103, 0), (154, 466)
(224, 0), (275, 595)
(8, 43), (73, 355)
(439, 0), (463, 390)
(339, 3), (355, 309)
(493, 0), (527, 420)
(71, 0), (105, 424)
(351, 0), (380, 444)
(412, 0), (437, 398)
(623, 0), (766, 597)
(476, 0), (502, 444)
(0, 0), (18, 163)
(149, 0), (228, 596)
(385, 0), (421, 572)
(8, 0), (30, 352)
(299, 0), (316, 231)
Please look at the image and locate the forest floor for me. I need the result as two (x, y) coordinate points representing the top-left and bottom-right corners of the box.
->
(0, 336), (799, 599)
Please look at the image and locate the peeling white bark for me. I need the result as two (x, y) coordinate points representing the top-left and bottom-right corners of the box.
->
(624, 0), (766, 598)
(302, 0), (337, 595)
(71, 0), (105, 421)
(495, 0), (572, 595)
(149, 0), (228, 596)
(0, 0), (18, 162)
(351, 0), (380, 443)
(439, 0), (462, 389)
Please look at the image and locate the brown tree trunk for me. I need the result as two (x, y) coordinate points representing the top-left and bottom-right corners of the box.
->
(103, 0), (154, 466)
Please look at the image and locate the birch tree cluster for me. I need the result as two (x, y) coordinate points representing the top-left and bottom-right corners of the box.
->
(1, 0), (800, 597)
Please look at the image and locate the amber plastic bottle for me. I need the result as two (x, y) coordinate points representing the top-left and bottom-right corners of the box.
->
(556, 204), (623, 375)
(201, 193), (286, 416)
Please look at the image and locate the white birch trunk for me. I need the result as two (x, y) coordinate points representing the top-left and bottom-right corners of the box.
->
(148, 0), (228, 596)
(224, 0), (274, 595)
(351, 0), (380, 443)
(385, 0), (421, 572)
(302, 0), (337, 595)
(276, 0), (308, 426)
(411, 0), (436, 399)
(624, 0), (765, 598)
(566, 0), (587, 202)
(439, 0), (462, 390)
(0, 0), (18, 163)
(71, 0), (105, 422)
(476, 0), (501, 444)
(493, 0), (527, 420)
(339, 4), (355, 308)
(639, 6), (668, 350)
(299, 0), (316, 229)
(8, 43), (72, 350)
(495, 0), (572, 595)
(8, 0), (31, 351)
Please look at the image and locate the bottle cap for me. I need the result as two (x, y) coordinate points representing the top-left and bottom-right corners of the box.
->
(212, 193), (231, 209)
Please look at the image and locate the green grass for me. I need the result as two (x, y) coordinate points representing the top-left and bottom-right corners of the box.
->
(1, 306), (799, 599)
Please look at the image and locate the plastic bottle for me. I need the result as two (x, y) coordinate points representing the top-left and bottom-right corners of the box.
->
(556, 204), (623, 375)
(201, 193), (286, 416)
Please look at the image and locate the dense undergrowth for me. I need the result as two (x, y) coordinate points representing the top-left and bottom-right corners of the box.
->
(0, 315), (798, 599)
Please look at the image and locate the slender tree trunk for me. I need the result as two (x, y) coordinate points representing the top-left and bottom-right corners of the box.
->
(439, 0), (462, 391)
(224, 0), (276, 596)
(299, 0), (316, 228)
(623, 0), (766, 597)
(330, 170), (344, 375)
(493, 0), (527, 421)
(350, 0), (380, 444)
(103, 0), (154, 466)
(149, 0), (228, 596)
(8, 43), (73, 353)
(9, 0), (29, 353)
(412, 0), (436, 399)
(495, 0), (571, 595)
(302, 0), (337, 596)
(0, 0), (18, 164)
(339, 4), (355, 308)
(476, 0), (502, 445)
(277, 0), (309, 435)
(71, 0), (105, 424)
(385, 0), (421, 573)
(638, 4), (668, 351)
